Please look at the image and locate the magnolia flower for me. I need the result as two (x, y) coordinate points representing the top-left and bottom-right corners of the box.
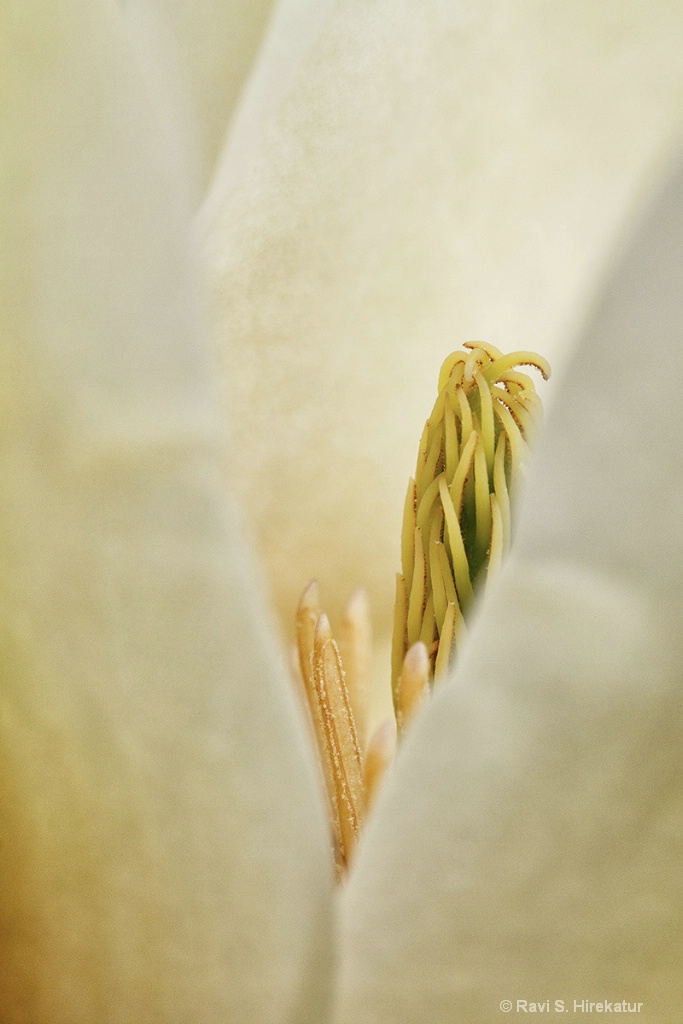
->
(3, 3), (683, 1023)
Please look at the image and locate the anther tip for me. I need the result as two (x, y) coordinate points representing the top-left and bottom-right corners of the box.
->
(298, 579), (320, 611)
(345, 586), (370, 620)
(314, 612), (333, 643)
(404, 640), (429, 675)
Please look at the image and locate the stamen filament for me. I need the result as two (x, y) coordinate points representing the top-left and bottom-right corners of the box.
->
(313, 614), (364, 870)
(295, 583), (344, 864)
(391, 573), (408, 707)
(439, 475), (474, 607)
(406, 526), (427, 645)
(338, 588), (372, 754)
(444, 399), (459, 477)
(401, 478), (417, 588)
(475, 370), (496, 473)
(482, 350), (551, 384)
(493, 432), (511, 548)
(473, 435), (492, 559)
(433, 602), (461, 680)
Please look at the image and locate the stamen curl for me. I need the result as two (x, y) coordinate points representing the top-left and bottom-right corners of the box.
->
(392, 342), (550, 699)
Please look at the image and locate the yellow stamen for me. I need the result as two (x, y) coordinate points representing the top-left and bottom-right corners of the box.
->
(444, 398), (459, 478)
(419, 590), (437, 648)
(493, 400), (526, 493)
(392, 342), (550, 698)
(482, 349), (551, 384)
(448, 429), (478, 514)
(313, 614), (364, 871)
(493, 432), (511, 548)
(295, 583), (344, 869)
(294, 342), (549, 880)
(400, 478), (417, 590)
(464, 338), (503, 360)
(406, 526), (427, 646)
(415, 421), (430, 481)
(391, 572), (408, 709)
(475, 370), (496, 473)
(435, 540), (458, 608)
(439, 474), (473, 607)
(433, 602), (460, 680)
(473, 434), (492, 559)
(338, 587), (372, 754)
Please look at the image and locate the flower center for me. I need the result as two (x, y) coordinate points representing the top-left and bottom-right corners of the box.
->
(292, 342), (549, 878)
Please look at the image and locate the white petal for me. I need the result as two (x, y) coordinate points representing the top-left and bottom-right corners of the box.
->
(122, 0), (278, 192)
(204, 0), (683, 644)
(336, 143), (683, 1019)
(0, 4), (332, 1021)
(202, 0), (339, 207)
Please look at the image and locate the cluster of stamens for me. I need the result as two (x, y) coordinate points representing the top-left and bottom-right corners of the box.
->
(392, 341), (550, 714)
(293, 342), (549, 878)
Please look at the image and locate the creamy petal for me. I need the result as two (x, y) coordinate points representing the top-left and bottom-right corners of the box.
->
(202, 0), (339, 209)
(336, 139), (683, 1019)
(0, 4), (332, 1021)
(204, 1), (683, 642)
(122, 0), (277, 193)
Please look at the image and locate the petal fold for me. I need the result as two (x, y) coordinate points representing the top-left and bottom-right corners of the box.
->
(336, 141), (683, 1020)
(0, 3), (332, 1021)
(123, 0), (277, 192)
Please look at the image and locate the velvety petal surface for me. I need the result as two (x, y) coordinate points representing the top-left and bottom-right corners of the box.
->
(0, 4), (332, 1022)
(204, 0), (683, 643)
(336, 141), (683, 1021)
(122, 0), (277, 193)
